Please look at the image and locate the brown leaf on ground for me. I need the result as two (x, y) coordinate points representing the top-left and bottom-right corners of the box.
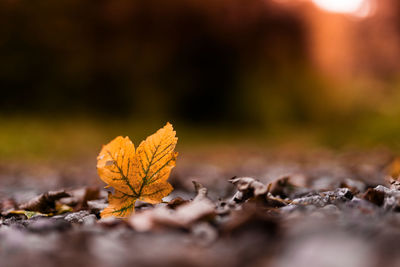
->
(229, 177), (269, 204)
(128, 181), (215, 231)
(339, 181), (361, 195)
(166, 197), (189, 209)
(269, 175), (306, 198)
(229, 177), (289, 208)
(362, 188), (385, 206)
(58, 187), (102, 210)
(5, 210), (48, 219)
(19, 190), (70, 213)
(75, 187), (101, 211)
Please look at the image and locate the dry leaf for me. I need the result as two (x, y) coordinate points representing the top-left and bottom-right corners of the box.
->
(269, 175), (307, 198)
(19, 190), (70, 214)
(74, 187), (101, 211)
(229, 177), (269, 204)
(229, 177), (289, 208)
(362, 188), (385, 206)
(128, 181), (215, 231)
(166, 197), (189, 209)
(97, 122), (178, 218)
(6, 210), (48, 219)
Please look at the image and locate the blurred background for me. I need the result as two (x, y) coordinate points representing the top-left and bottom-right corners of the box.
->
(3, 2), (400, 266)
(1, 0), (400, 162)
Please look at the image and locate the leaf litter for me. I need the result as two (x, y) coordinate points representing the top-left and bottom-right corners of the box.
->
(2, 144), (400, 266)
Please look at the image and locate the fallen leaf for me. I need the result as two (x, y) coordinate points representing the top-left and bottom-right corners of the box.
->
(362, 188), (385, 206)
(229, 177), (269, 204)
(229, 177), (288, 208)
(6, 210), (48, 219)
(58, 187), (105, 212)
(97, 123), (178, 217)
(339, 178), (366, 195)
(269, 175), (307, 198)
(166, 197), (189, 209)
(74, 187), (101, 211)
(56, 204), (74, 214)
(19, 190), (70, 214)
(128, 181), (215, 231)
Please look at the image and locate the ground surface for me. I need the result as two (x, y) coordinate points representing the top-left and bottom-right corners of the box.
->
(1, 148), (400, 267)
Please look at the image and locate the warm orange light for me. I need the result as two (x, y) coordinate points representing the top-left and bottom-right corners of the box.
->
(312, 0), (372, 17)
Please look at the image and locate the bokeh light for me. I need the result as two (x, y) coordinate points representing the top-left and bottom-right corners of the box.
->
(312, 0), (372, 17)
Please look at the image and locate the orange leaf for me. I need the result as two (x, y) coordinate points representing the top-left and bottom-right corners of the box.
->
(97, 123), (177, 218)
(387, 157), (400, 179)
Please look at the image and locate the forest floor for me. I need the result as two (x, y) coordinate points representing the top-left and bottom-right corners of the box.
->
(1, 147), (400, 267)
